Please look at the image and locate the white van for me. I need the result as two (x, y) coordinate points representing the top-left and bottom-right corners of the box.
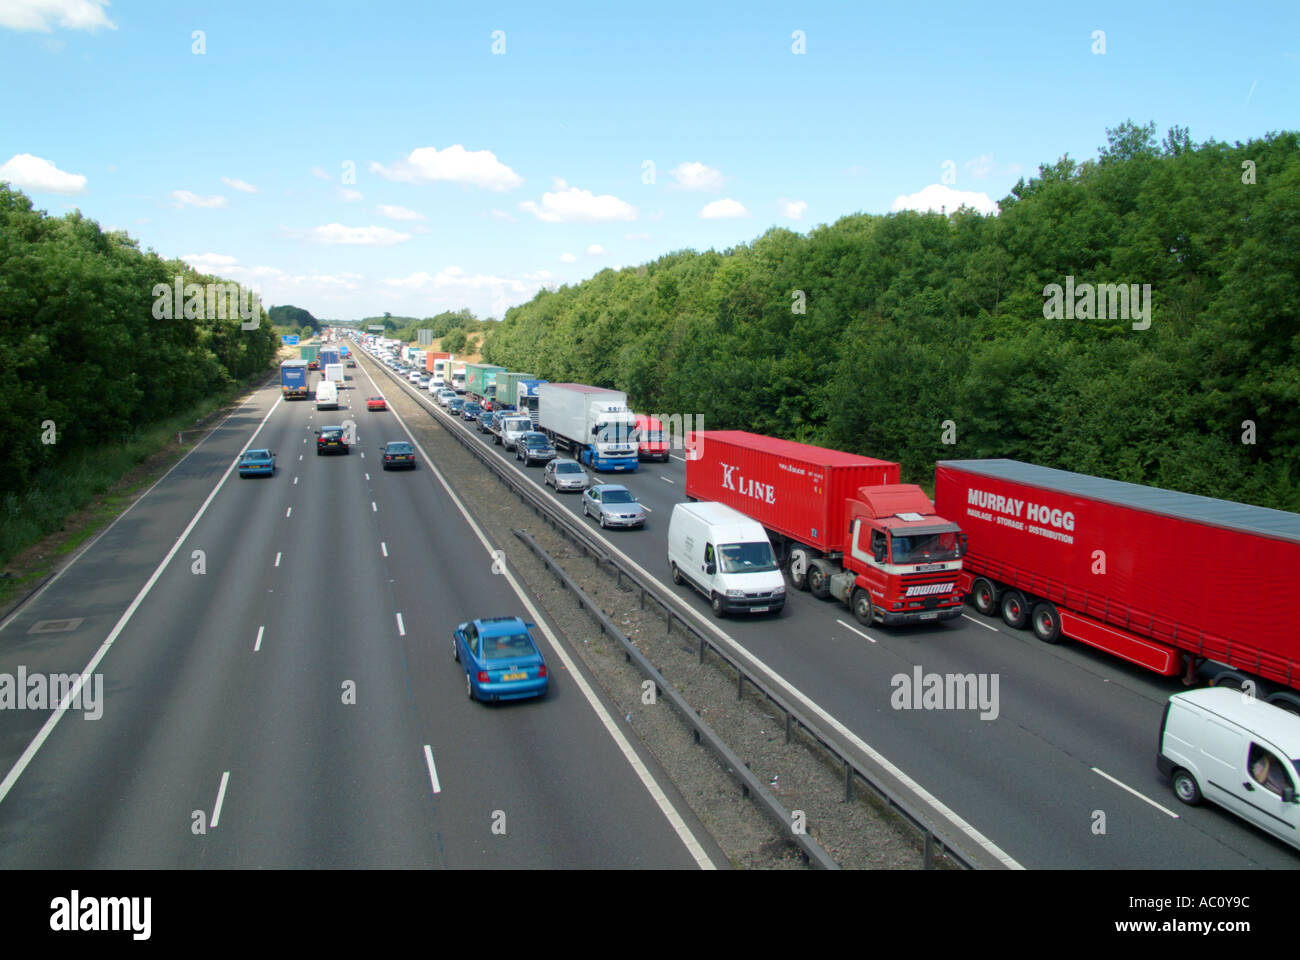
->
(1158, 687), (1300, 850)
(324, 362), (344, 384)
(667, 501), (785, 617)
(315, 379), (339, 410)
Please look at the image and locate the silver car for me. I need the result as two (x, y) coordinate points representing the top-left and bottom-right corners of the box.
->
(582, 484), (646, 528)
(545, 459), (589, 492)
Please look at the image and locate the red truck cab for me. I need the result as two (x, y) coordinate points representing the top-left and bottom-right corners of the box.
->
(635, 414), (669, 462)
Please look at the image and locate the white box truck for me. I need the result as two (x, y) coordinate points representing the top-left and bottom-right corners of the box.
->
(537, 383), (639, 472)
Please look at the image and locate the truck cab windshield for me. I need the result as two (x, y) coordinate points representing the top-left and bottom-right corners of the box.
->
(890, 529), (961, 565)
(719, 542), (778, 573)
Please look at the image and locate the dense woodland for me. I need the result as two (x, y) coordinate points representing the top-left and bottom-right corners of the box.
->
(0, 185), (280, 498)
(485, 123), (1300, 512)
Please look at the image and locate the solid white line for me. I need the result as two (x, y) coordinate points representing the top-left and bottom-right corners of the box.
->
(1092, 767), (1180, 818)
(381, 542), (388, 557)
(963, 613), (1000, 633)
(835, 619), (877, 644)
(396, 613), (406, 637)
(254, 626), (264, 652)
(0, 396), (284, 808)
(369, 368), (716, 869)
(423, 745), (442, 795)
(274, 552), (281, 567)
(0, 386), (279, 635)
(211, 771), (230, 827)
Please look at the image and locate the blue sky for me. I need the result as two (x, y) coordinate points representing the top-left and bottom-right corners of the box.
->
(2, 0), (1297, 321)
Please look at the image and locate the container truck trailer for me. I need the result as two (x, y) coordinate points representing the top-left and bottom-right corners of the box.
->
(465, 363), (506, 405)
(934, 459), (1300, 708)
(685, 431), (966, 626)
(424, 351), (451, 374)
(493, 372), (535, 412)
(537, 384), (639, 472)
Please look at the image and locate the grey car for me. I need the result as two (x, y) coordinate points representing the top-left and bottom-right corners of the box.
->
(582, 484), (646, 528)
(544, 458), (589, 492)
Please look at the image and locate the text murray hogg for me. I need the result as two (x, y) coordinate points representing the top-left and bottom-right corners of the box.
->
(0, 668), (102, 719)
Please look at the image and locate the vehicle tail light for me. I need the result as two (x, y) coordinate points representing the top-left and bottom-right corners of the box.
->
(538, 664), (547, 678)
(477, 671), (490, 684)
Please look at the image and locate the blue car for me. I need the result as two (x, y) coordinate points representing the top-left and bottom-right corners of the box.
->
(238, 448), (275, 477)
(448, 397), (466, 414)
(453, 617), (549, 702)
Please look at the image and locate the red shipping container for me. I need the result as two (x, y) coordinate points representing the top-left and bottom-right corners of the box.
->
(685, 431), (900, 554)
(934, 460), (1300, 686)
(424, 351), (451, 373)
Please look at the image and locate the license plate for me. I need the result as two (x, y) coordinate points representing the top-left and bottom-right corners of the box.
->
(502, 672), (527, 681)
(920, 612), (938, 620)
(751, 606), (769, 613)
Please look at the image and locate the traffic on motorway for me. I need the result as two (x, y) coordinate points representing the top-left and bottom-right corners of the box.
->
(347, 330), (1300, 869)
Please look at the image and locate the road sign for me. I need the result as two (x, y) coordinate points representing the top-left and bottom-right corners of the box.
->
(282, 335), (300, 345)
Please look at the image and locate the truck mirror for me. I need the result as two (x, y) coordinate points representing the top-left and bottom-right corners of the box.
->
(706, 562), (717, 576)
(1286, 784), (1297, 804)
(960, 533), (968, 557)
(873, 546), (886, 563)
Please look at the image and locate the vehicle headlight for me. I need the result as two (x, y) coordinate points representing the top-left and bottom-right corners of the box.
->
(726, 589), (744, 598)
(773, 585), (785, 595)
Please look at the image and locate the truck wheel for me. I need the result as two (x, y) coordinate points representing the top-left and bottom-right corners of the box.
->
(711, 594), (726, 618)
(1267, 692), (1300, 716)
(789, 548), (810, 590)
(1030, 602), (1062, 643)
(1000, 589), (1029, 629)
(808, 560), (832, 600)
(851, 588), (874, 627)
(1209, 671), (1252, 693)
(1172, 769), (1202, 806)
(671, 563), (683, 585)
(971, 578), (998, 616)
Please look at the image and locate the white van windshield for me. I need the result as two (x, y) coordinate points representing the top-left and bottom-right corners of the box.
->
(719, 542), (778, 573)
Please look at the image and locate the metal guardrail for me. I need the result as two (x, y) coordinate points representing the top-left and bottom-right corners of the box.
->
(512, 527), (838, 869)
(366, 353), (986, 869)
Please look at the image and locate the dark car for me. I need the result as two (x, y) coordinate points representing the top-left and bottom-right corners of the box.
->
(448, 397), (466, 414)
(382, 440), (416, 470)
(452, 616), (548, 702)
(316, 426), (349, 455)
(461, 402), (483, 422)
(515, 431), (556, 466)
(477, 410), (496, 434)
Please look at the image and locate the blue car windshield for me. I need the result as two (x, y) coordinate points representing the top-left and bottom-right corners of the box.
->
(482, 633), (535, 660)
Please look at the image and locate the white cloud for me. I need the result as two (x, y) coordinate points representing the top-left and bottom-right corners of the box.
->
(777, 198), (807, 220)
(699, 197), (748, 219)
(670, 161), (724, 192)
(370, 144), (523, 191)
(181, 252), (239, 271)
(0, 0), (115, 32)
(312, 223), (412, 245)
(586, 244), (605, 255)
(339, 188), (363, 202)
(311, 167), (332, 181)
(0, 153), (86, 194)
(172, 190), (227, 209)
(221, 176), (257, 193)
(489, 209), (515, 222)
(890, 183), (998, 216)
(383, 266), (531, 293)
(376, 204), (426, 221)
(519, 179), (636, 223)
(560, 252), (577, 263)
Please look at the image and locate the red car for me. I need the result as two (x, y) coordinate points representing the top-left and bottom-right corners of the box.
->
(367, 396), (387, 411)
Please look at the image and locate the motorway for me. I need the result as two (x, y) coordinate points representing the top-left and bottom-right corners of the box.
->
(0, 364), (721, 869)
(366, 346), (1300, 870)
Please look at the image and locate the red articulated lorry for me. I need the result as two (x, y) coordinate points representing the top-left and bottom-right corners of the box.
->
(934, 459), (1300, 707)
(686, 430), (967, 626)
